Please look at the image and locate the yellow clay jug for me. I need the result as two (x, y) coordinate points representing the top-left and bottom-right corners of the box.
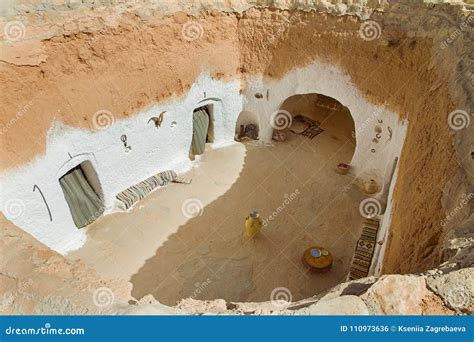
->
(245, 211), (263, 238)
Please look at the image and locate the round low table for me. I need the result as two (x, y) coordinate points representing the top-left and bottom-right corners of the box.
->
(302, 246), (333, 273)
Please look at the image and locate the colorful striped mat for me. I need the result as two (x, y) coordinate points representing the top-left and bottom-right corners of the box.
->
(349, 218), (380, 280)
(116, 170), (177, 210)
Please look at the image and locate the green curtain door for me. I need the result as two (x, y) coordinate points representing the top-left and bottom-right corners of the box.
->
(191, 108), (210, 155)
(59, 166), (104, 228)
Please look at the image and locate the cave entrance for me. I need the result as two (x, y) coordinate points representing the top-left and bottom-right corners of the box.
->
(59, 161), (104, 228)
(235, 110), (259, 141)
(190, 105), (214, 157)
(279, 93), (356, 149)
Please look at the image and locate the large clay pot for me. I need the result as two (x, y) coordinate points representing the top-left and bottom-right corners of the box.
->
(245, 211), (263, 238)
(365, 179), (379, 194)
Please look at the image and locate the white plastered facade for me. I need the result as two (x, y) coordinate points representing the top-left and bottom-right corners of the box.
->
(1, 61), (407, 254)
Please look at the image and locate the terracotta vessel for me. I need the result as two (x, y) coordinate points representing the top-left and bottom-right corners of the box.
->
(365, 179), (379, 194)
(336, 162), (350, 175)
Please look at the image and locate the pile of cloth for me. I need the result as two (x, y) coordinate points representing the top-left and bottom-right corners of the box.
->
(243, 124), (259, 140)
(289, 115), (324, 139)
(116, 170), (177, 210)
(237, 123), (259, 141)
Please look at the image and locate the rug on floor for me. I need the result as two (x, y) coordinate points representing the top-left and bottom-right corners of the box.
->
(116, 170), (177, 210)
(349, 218), (380, 280)
(290, 115), (324, 139)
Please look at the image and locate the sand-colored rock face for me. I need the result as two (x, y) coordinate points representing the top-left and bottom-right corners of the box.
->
(0, 215), (132, 315)
(361, 275), (433, 315)
(237, 5), (472, 275)
(0, 0), (473, 314)
(0, 11), (241, 170)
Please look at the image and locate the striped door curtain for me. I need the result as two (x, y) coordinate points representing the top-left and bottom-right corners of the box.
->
(191, 108), (210, 155)
(59, 166), (104, 228)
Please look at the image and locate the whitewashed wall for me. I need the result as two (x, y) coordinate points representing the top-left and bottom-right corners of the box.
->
(243, 61), (408, 185)
(0, 75), (243, 253)
(0, 61), (407, 254)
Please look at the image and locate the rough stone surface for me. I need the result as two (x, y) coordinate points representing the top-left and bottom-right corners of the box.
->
(0, 216), (132, 315)
(119, 303), (186, 315)
(297, 296), (370, 315)
(426, 268), (474, 313)
(361, 275), (432, 315)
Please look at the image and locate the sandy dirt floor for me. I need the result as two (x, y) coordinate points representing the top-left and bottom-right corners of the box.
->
(68, 103), (366, 305)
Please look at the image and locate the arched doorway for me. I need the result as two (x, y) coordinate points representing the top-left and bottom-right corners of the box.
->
(278, 93), (355, 147)
(235, 110), (259, 141)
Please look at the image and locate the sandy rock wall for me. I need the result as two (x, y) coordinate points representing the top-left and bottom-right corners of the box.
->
(0, 0), (472, 281)
(0, 7), (241, 170)
(0, 215), (133, 315)
(236, 2), (473, 274)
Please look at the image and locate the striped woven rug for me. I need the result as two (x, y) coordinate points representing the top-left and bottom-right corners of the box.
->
(116, 170), (177, 210)
(349, 218), (380, 280)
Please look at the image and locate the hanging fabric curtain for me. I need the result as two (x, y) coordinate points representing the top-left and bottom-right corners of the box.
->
(191, 108), (210, 155)
(59, 166), (104, 228)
